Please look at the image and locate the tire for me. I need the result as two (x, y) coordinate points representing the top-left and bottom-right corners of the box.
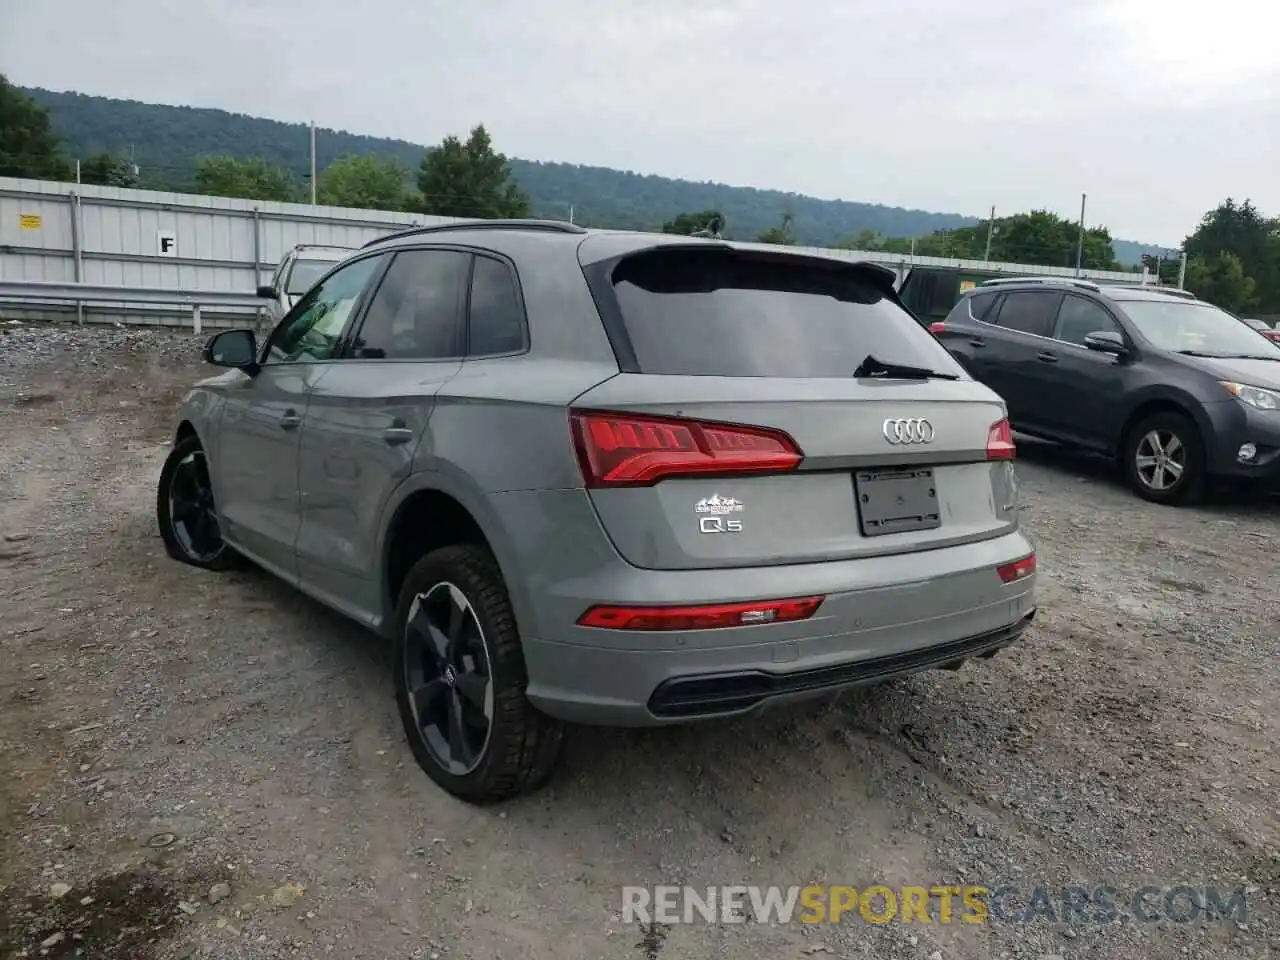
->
(393, 544), (564, 804)
(1122, 411), (1206, 505)
(156, 434), (240, 570)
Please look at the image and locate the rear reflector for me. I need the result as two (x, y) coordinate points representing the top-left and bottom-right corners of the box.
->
(986, 418), (1016, 460)
(928, 322), (947, 334)
(997, 553), (1036, 583)
(577, 596), (824, 631)
(570, 410), (802, 487)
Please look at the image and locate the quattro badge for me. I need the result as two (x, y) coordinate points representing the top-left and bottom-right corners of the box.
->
(695, 494), (743, 534)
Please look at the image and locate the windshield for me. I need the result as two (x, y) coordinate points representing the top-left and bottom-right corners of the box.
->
(1118, 300), (1280, 357)
(285, 259), (339, 296)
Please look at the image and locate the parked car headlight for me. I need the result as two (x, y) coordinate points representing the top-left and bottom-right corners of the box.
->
(1221, 381), (1280, 410)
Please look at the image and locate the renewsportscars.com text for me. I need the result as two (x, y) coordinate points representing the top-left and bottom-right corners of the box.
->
(621, 884), (1250, 926)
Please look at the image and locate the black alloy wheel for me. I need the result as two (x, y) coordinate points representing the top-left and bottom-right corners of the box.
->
(156, 434), (238, 570)
(392, 544), (563, 803)
(403, 581), (494, 776)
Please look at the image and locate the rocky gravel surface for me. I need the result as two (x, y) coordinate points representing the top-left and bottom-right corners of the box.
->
(0, 322), (1276, 960)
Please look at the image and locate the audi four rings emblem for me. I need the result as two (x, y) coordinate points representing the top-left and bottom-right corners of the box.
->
(882, 417), (935, 444)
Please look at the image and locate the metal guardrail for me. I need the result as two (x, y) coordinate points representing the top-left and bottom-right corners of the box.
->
(0, 280), (262, 333)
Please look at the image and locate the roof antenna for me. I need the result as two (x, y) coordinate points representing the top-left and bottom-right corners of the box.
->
(690, 215), (723, 239)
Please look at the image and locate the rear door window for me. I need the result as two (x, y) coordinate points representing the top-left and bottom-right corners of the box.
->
(967, 291), (999, 321)
(607, 249), (962, 378)
(349, 249), (469, 360)
(991, 291), (1060, 337)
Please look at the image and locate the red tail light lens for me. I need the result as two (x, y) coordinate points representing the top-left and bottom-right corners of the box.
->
(928, 322), (947, 334)
(986, 418), (1015, 460)
(577, 596), (824, 631)
(997, 553), (1036, 583)
(570, 411), (802, 487)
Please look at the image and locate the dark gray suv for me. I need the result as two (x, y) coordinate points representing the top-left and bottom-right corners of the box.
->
(933, 277), (1280, 504)
(157, 220), (1038, 803)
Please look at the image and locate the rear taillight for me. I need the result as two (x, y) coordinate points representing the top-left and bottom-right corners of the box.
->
(986, 418), (1015, 460)
(570, 411), (802, 487)
(997, 553), (1036, 583)
(928, 322), (947, 334)
(577, 596), (824, 631)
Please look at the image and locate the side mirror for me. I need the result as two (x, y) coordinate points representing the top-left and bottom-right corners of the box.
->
(256, 284), (276, 299)
(204, 329), (259, 371)
(1082, 330), (1127, 355)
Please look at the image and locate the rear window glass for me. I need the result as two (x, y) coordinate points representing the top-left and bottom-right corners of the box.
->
(609, 249), (963, 378)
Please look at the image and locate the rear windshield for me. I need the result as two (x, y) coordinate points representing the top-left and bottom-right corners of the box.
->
(609, 249), (962, 378)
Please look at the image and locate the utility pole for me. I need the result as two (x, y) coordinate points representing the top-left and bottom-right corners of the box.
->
(568, 204), (574, 225)
(74, 159), (81, 185)
(1178, 249), (1188, 289)
(1074, 193), (1086, 276)
(983, 206), (996, 261)
(309, 122), (317, 205)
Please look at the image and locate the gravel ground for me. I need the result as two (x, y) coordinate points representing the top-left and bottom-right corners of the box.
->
(0, 322), (1276, 960)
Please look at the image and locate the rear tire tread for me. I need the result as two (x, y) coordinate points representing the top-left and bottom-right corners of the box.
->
(396, 544), (563, 804)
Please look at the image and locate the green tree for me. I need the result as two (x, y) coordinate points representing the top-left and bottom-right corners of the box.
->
(79, 152), (138, 187)
(413, 124), (529, 218)
(193, 155), (300, 202)
(1184, 199), (1280, 313)
(1183, 251), (1257, 313)
(317, 154), (409, 210)
(662, 209), (725, 235)
(0, 74), (72, 180)
(756, 211), (795, 245)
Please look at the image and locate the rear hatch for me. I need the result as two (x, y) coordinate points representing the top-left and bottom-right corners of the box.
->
(572, 244), (1020, 571)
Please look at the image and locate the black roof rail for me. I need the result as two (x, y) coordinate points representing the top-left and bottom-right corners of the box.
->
(362, 219), (588, 249)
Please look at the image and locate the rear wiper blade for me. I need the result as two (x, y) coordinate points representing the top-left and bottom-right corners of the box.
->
(853, 354), (959, 380)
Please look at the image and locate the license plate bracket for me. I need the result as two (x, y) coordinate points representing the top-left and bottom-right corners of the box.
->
(855, 468), (941, 537)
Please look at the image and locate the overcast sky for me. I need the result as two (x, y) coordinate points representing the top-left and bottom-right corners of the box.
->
(3, 0), (1277, 244)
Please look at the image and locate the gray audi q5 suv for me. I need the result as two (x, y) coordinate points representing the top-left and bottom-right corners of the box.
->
(157, 220), (1038, 803)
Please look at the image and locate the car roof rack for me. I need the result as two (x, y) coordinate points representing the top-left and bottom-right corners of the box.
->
(1127, 285), (1197, 300)
(362, 219), (588, 248)
(976, 276), (1100, 292)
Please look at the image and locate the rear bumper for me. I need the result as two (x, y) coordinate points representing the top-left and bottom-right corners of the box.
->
(646, 613), (1033, 718)
(507, 510), (1037, 726)
(1203, 400), (1280, 480)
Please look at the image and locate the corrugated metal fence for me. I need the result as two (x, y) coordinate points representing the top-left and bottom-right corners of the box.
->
(0, 175), (1142, 328)
(0, 177), (464, 326)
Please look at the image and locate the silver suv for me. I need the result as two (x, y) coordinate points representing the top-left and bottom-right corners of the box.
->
(158, 220), (1038, 803)
(256, 244), (355, 329)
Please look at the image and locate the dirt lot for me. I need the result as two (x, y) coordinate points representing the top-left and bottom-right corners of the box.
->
(0, 324), (1276, 960)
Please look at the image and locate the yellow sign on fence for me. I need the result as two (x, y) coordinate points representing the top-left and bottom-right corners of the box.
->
(959, 280), (977, 291)
(18, 214), (42, 230)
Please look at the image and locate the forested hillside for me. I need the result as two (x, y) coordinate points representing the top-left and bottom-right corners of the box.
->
(21, 87), (1146, 260)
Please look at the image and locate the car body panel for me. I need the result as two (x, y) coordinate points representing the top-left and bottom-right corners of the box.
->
(295, 358), (462, 623)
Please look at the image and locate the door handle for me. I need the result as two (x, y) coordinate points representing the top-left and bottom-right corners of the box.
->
(1036, 352), (1058, 363)
(279, 410), (301, 430)
(968, 338), (986, 348)
(382, 427), (414, 446)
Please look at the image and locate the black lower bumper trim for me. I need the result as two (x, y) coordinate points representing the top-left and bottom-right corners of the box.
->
(647, 611), (1036, 719)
